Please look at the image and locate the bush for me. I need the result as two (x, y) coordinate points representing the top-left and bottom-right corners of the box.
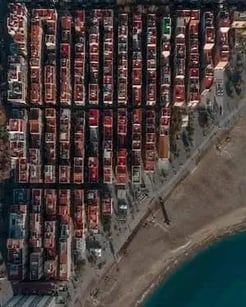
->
(186, 116), (194, 143)
(101, 216), (111, 233)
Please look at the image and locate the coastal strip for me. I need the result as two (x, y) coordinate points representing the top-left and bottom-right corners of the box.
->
(82, 113), (246, 307)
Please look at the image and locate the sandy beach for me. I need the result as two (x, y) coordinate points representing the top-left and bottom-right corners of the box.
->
(80, 113), (246, 307)
(136, 208), (246, 306)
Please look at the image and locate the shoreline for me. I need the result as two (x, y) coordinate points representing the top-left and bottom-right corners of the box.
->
(136, 209), (246, 306)
(82, 113), (246, 307)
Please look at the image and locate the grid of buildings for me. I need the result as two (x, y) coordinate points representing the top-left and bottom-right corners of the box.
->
(88, 109), (99, 183)
(74, 189), (86, 256)
(103, 109), (113, 184)
(146, 14), (157, 107)
(159, 16), (171, 160)
(88, 10), (100, 105)
(60, 15), (72, 105)
(5, 3), (234, 288)
(118, 13), (128, 106)
(7, 189), (29, 281)
(132, 109), (142, 184)
(73, 110), (85, 184)
(74, 11), (86, 105)
(30, 20), (43, 105)
(7, 4), (28, 105)
(103, 10), (114, 105)
(32, 9), (58, 105)
(187, 10), (200, 107)
(201, 8), (233, 103)
(218, 10), (231, 63)
(44, 108), (56, 184)
(132, 13), (142, 107)
(131, 13), (143, 184)
(29, 108), (42, 183)
(202, 11), (216, 91)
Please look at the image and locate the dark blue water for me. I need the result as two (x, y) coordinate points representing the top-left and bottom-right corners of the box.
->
(144, 232), (246, 307)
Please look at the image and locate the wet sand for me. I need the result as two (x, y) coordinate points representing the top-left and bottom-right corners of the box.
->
(136, 208), (246, 306)
(81, 114), (246, 307)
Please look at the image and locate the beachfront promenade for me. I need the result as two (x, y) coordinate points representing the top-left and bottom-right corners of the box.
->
(80, 99), (246, 307)
(70, 57), (246, 306)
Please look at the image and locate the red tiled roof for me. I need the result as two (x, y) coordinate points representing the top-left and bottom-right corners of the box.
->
(45, 108), (56, 118)
(133, 109), (142, 124)
(7, 238), (25, 250)
(204, 76), (213, 89)
(32, 9), (57, 21)
(132, 86), (141, 106)
(61, 16), (72, 30)
(74, 205), (85, 229)
(44, 165), (56, 183)
(116, 166), (128, 185)
(44, 189), (57, 215)
(104, 167), (112, 183)
(59, 189), (70, 203)
(9, 118), (25, 132)
(89, 84), (99, 104)
(59, 165), (70, 184)
(30, 83), (41, 104)
(88, 157), (99, 183)
(44, 66), (56, 103)
(16, 158), (28, 183)
(87, 204), (99, 233)
(104, 110), (113, 127)
(146, 133), (156, 144)
(175, 84), (185, 103)
(74, 189), (84, 204)
(31, 189), (42, 208)
(74, 158), (84, 184)
(132, 150), (141, 166)
(190, 68), (199, 77)
(133, 64), (142, 81)
(75, 10), (85, 32)
(102, 197), (112, 216)
(89, 109), (99, 127)
(144, 150), (156, 171)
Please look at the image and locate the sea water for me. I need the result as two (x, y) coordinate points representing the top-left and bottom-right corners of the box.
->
(144, 231), (246, 307)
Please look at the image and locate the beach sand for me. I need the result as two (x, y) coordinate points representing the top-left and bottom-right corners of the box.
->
(80, 114), (246, 307)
